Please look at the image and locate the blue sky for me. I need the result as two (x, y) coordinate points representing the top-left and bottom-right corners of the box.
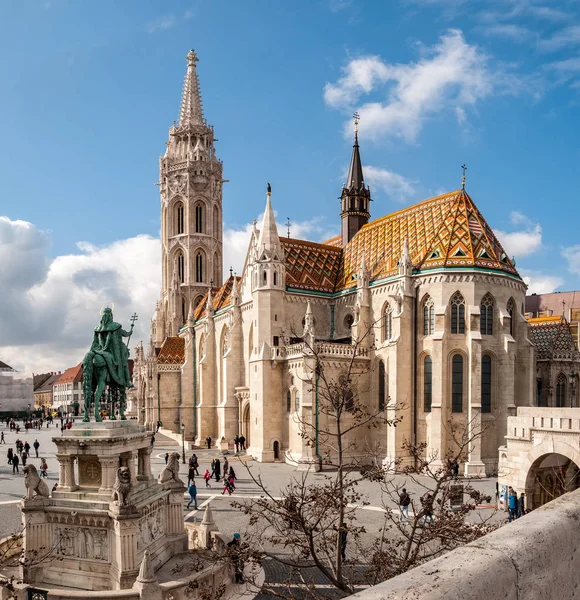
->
(1, 0), (580, 371)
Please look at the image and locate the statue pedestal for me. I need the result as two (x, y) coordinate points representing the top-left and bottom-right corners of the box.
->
(21, 421), (187, 591)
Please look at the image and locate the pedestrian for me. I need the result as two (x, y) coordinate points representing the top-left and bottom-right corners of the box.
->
(206, 436), (212, 450)
(33, 439), (40, 458)
(227, 533), (244, 584)
(7, 447), (13, 465)
(223, 457), (229, 476)
(51, 483), (58, 493)
(518, 493), (526, 518)
(421, 492), (434, 525)
(187, 480), (198, 509)
(452, 459), (460, 479)
(239, 435), (246, 451)
(203, 469), (212, 488)
(12, 453), (19, 474)
(150, 434), (155, 447)
(508, 489), (518, 522)
(165, 453), (169, 465)
(222, 476), (233, 496)
(156, 421), (160, 432)
(21, 451), (28, 466)
(214, 458), (221, 482)
(191, 454), (199, 476)
(187, 465), (195, 486)
(234, 435), (239, 453)
(229, 466), (237, 484)
(40, 458), (48, 478)
(0, 432), (4, 444)
(399, 488), (411, 521)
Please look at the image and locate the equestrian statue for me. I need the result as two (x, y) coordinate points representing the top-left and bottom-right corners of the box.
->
(82, 306), (136, 422)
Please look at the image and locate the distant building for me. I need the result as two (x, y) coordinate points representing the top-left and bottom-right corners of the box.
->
(526, 291), (580, 349)
(52, 364), (83, 414)
(0, 360), (33, 414)
(34, 372), (62, 411)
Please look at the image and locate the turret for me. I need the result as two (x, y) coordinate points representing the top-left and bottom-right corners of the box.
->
(340, 116), (371, 245)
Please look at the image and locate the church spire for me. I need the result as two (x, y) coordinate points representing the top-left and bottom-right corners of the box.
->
(258, 183), (280, 253)
(340, 113), (371, 246)
(178, 49), (204, 128)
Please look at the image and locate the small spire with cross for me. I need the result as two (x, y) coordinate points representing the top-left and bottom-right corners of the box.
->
(229, 266), (233, 278)
(286, 217), (291, 239)
(562, 299), (567, 317)
(353, 111), (360, 135)
(210, 279), (214, 288)
(461, 164), (467, 190)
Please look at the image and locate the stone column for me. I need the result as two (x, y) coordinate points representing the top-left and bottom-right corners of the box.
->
(137, 449), (145, 481)
(99, 457), (119, 493)
(126, 450), (138, 487)
(56, 454), (67, 487)
(142, 446), (153, 481)
(62, 456), (77, 491)
(465, 330), (486, 477)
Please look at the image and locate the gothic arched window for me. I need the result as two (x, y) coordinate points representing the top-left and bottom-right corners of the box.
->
(423, 296), (434, 336)
(287, 389), (292, 412)
(195, 251), (204, 283)
(452, 354), (464, 412)
(177, 251), (185, 283)
(273, 271), (278, 287)
(378, 360), (386, 411)
(222, 327), (230, 357)
(213, 205), (219, 236)
(482, 355), (492, 413)
(195, 202), (204, 234)
(424, 356), (432, 412)
(556, 373), (566, 407)
(174, 201), (184, 235)
(451, 292), (466, 334)
(383, 303), (393, 341)
(194, 295), (204, 309)
(507, 298), (515, 337)
(181, 298), (187, 325)
(480, 294), (494, 335)
(263, 271), (267, 286)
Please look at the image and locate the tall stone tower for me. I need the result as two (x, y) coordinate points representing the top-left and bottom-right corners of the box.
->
(158, 49), (223, 336)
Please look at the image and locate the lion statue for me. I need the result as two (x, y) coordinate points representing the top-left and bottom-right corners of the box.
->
(112, 466), (132, 505)
(158, 452), (183, 485)
(23, 464), (50, 499)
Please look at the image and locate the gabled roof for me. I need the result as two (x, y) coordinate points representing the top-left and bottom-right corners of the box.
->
(528, 316), (575, 359)
(157, 337), (185, 365)
(57, 364), (83, 385)
(0, 360), (14, 371)
(34, 372), (62, 393)
(193, 276), (240, 321)
(33, 373), (52, 391)
(281, 238), (342, 293)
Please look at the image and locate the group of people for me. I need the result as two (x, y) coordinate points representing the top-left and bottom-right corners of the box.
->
(7, 438), (47, 475)
(183, 454), (239, 508)
(507, 487), (526, 522)
(203, 434), (247, 452)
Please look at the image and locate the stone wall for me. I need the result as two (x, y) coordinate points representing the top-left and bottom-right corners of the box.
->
(347, 488), (580, 600)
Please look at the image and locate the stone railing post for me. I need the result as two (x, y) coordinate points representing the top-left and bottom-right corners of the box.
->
(99, 457), (119, 493)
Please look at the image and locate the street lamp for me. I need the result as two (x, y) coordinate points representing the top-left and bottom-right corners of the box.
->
(181, 423), (186, 464)
(570, 370), (576, 408)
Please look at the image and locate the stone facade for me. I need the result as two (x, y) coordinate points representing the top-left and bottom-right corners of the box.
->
(135, 50), (535, 475)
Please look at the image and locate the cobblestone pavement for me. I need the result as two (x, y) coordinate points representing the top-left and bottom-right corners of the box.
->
(0, 420), (507, 599)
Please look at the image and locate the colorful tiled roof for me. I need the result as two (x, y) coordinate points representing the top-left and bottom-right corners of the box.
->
(157, 337), (185, 364)
(193, 276), (240, 321)
(337, 189), (518, 290)
(281, 238), (342, 293)
(56, 364), (83, 384)
(528, 316), (575, 359)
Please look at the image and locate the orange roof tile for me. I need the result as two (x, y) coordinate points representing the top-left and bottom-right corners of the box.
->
(193, 276), (239, 321)
(157, 337), (185, 364)
(56, 364), (83, 384)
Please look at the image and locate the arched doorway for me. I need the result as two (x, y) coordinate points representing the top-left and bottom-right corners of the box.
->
(525, 453), (580, 509)
(242, 404), (251, 448)
(273, 440), (280, 461)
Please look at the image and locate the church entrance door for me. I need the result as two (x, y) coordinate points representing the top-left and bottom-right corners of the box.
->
(273, 440), (280, 460)
(243, 405), (250, 448)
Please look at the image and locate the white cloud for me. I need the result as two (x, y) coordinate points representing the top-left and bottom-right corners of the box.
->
(363, 165), (416, 202)
(481, 23), (534, 42)
(323, 30), (516, 142)
(562, 245), (580, 279)
(520, 270), (563, 294)
(495, 223), (542, 258)
(538, 25), (580, 52)
(328, 0), (352, 12)
(147, 15), (176, 33)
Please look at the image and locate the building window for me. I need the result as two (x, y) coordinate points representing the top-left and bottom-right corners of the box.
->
(273, 271), (278, 286)
(481, 355), (492, 413)
(507, 298), (515, 337)
(378, 360), (386, 411)
(451, 293), (466, 334)
(423, 296), (434, 336)
(537, 379), (543, 407)
(384, 304), (393, 341)
(195, 203), (204, 233)
(556, 373), (566, 407)
(177, 252), (185, 283)
(182, 298), (187, 325)
(263, 271), (267, 285)
(452, 354), (463, 412)
(295, 391), (300, 412)
(195, 251), (204, 283)
(424, 356), (432, 412)
(287, 389), (292, 412)
(480, 294), (494, 335)
(175, 202), (184, 235)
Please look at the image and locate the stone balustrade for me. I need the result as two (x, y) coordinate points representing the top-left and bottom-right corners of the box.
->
(271, 342), (370, 361)
(505, 406), (580, 441)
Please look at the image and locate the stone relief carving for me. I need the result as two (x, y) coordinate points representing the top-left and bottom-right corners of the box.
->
(54, 526), (108, 561)
(137, 508), (165, 550)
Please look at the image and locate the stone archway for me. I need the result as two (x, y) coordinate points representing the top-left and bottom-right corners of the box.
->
(516, 440), (580, 510)
(242, 404), (251, 448)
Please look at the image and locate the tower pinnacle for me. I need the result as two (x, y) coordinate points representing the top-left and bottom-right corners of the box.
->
(179, 49), (204, 128)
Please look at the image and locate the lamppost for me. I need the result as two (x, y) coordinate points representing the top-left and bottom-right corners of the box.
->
(181, 423), (186, 465)
(570, 370), (576, 408)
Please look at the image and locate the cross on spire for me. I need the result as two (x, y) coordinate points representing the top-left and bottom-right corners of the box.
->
(353, 111), (360, 135)
(562, 299), (567, 317)
(286, 217), (291, 238)
(461, 164), (467, 189)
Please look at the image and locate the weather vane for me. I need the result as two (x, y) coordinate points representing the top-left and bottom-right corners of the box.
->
(353, 111), (360, 135)
(286, 217), (291, 238)
(461, 164), (467, 189)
